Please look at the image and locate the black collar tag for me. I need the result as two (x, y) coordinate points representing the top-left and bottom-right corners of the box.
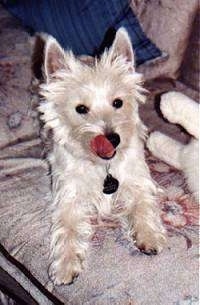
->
(103, 174), (119, 194)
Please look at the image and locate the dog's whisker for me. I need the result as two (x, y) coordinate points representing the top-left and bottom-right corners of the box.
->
(112, 119), (132, 128)
(73, 124), (103, 138)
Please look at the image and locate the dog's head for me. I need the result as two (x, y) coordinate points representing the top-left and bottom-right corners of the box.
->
(39, 28), (146, 162)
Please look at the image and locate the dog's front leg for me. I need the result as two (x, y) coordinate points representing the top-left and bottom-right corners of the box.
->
(49, 194), (92, 285)
(123, 183), (167, 255)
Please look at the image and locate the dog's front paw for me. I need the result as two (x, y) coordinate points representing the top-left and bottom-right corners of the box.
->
(49, 256), (83, 285)
(135, 228), (167, 255)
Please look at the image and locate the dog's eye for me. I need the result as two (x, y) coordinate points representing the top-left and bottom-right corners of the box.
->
(112, 98), (123, 109)
(76, 104), (89, 114)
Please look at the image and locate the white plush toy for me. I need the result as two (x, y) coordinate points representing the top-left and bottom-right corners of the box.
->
(147, 91), (199, 203)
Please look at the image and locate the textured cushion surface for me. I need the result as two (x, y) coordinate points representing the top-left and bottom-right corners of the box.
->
(133, 0), (198, 80)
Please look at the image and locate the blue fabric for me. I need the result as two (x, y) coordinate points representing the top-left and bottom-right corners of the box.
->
(5, 0), (162, 66)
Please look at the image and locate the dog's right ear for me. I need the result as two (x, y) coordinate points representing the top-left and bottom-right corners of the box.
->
(44, 36), (66, 81)
(110, 28), (135, 71)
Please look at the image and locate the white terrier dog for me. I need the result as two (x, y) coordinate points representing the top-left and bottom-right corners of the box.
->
(39, 28), (166, 285)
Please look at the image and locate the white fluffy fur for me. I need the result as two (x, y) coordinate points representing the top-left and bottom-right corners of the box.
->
(39, 28), (166, 285)
(147, 91), (199, 203)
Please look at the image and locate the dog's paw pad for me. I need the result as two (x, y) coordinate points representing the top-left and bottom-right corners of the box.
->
(66, 273), (79, 285)
(50, 270), (80, 286)
(139, 246), (158, 256)
(135, 230), (167, 255)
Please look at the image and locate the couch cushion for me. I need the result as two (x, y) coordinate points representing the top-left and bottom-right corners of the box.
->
(0, 6), (40, 156)
(0, 155), (199, 305)
(179, 10), (200, 92)
(132, 0), (198, 80)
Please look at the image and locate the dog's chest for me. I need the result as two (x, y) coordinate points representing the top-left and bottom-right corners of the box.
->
(52, 147), (128, 214)
(86, 158), (125, 188)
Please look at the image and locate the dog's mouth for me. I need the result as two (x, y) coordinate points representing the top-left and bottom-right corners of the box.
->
(90, 133), (120, 160)
(97, 150), (116, 160)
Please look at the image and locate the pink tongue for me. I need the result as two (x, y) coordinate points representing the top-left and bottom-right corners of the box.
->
(90, 135), (115, 158)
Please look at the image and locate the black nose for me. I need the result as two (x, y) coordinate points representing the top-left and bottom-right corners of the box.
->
(106, 132), (120, 148)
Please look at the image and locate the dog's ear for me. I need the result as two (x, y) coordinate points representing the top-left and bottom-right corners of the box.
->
(44, 36), (66, 81)
(110, 28), (135, 70)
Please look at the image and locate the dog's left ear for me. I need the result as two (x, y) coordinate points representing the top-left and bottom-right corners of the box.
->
(110, 28), (135, 70)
